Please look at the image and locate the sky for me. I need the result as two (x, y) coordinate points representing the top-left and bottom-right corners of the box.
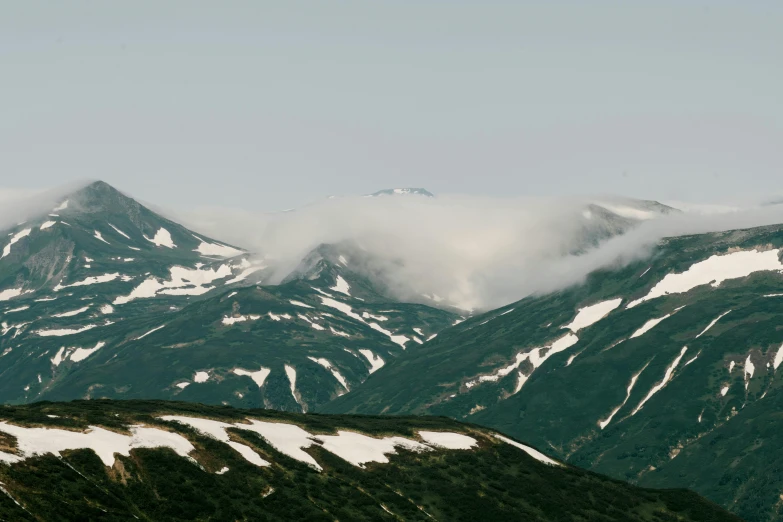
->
(1, 1), (782, 211)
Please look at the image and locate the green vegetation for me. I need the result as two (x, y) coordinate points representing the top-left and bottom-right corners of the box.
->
(326, 224), (783, 521)
(0, 400), (739, 521)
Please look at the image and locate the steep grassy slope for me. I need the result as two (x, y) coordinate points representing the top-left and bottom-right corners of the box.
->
(0, 400), (739, 521)
(325, 223), (783, 521)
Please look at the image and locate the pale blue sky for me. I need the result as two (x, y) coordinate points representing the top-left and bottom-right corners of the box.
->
(1, 1), (781, 210)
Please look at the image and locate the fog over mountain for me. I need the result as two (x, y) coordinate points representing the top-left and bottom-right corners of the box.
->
(5, 182), (783, 312)
(170, 190), (783, 311)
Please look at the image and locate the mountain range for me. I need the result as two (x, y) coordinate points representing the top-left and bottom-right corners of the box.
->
(0, 180), (772, 520)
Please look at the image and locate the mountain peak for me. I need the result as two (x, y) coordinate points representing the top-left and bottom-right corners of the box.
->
(367, 188), (435, 198)
(56, 180), (138, 215)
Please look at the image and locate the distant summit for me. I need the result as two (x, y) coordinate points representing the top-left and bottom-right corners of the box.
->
(367, 188), (435, 198)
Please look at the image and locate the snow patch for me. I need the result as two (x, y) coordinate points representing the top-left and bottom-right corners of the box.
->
(36, 324), (97, 337)
(237, 420), (322, 470)
(313, 431), (430, 468)
(418, 431), (477, 450)
(232, 367), (271, 388)
(70, 342), (106, 362)
(144, 227), (176, 248)
(308, 357), (350, 391)
(54, 273), (120, 292)
(51, 347), (66, 367)
(193, 235), (243, 257)
(0, 288), (26, 302)
(358, 350), (385, 373)
(330, 276), (351, 296)
(114, 265), (232, 305)
(0, 423), (194, 467)
(563, 298), (622, 333)
(628, 249), (783, 308)
(1, 229), (32, 259)
(284, 365), (302, 409)
(222, 314), (261, 325)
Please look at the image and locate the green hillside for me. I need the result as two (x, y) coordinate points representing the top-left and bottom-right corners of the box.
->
(325, 223), (783, 521)
(0, 400), (739, 521)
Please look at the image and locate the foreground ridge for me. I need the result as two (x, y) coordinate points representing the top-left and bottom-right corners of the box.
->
(0, 400), (738, 521)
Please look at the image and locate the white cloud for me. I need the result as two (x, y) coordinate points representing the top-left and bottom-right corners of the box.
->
(174, 192), (783, 311)
(0, 181), (87, 231)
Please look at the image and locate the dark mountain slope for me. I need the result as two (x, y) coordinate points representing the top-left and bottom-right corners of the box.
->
(0, 400), (740, 522)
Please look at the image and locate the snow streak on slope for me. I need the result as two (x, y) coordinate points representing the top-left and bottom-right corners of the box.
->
(319, 297), (409, 348)
(598, 361), (651, 429)
(631, 347), (688, 415)
(284, 365), (302, 410)
(695, 310), (732, 338)
(2, 229), (32, 259)
(135, 325), (166, 340)
(494, 434), (562, 466)
(108, 223), (131, 239)
(52, 306), (90, 318)
(307, 357), (349, 392)
(628, 307), (684, 339)
(466, 334), (579, 391)
(628, 249), (783, 308)
(774, 343), (783, 371)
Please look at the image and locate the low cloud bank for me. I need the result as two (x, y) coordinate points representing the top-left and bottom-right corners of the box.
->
(176, 193), (783, 311)
(7, 182), (783, 312)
